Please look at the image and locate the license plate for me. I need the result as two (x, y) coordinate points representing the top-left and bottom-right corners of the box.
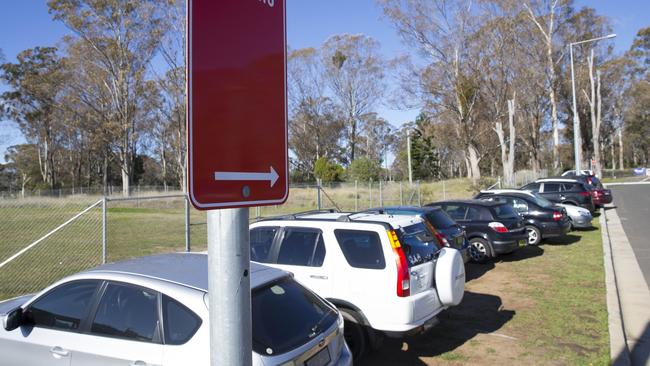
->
(519, 239), (526, 247)
(306, 346), (330, 366)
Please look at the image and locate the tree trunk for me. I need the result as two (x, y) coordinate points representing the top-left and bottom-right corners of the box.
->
(467, 144), (481, 181)
(611, 138), (616, 170)
(618, 128), (624, 170)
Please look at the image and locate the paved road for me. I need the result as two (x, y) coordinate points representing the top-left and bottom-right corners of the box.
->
(609, 184), (650, 288)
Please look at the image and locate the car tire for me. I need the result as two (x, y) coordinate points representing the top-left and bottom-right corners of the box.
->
(568, 218), (574, 231)
(525, 225), (541, 246)
(340, 308), (367, 361)
(468, 238), (490, 263)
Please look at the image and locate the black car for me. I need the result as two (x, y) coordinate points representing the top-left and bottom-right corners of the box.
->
(520, 179), (595, 213)
(474, 191), (571, 245)
(364, 206), (471, 263)
(425, 200), (528, 263)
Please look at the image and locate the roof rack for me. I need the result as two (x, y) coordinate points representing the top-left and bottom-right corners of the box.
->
(252, 208), (340, 223)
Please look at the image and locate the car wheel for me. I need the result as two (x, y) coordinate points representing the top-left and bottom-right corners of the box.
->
(340, 308), (367, 361)
(525, 225), (541, 245)
(469, 238), (490, 263)
(568, 218), (574, 231)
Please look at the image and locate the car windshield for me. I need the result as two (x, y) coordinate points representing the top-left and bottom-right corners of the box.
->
(252, 277), (337, 356)
(398, 222), (440, 267)
(492, 204), (519, 219)
(425, 210), (457, 229)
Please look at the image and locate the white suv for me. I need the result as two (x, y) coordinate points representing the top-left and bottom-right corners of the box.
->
(249, 211), (466, 360)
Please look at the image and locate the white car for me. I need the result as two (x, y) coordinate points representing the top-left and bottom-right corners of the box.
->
(0, 253), (352, 366)
(249, 211), (466, 361)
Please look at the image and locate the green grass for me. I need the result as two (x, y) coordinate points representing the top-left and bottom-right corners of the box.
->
(502, 222), (610, 364)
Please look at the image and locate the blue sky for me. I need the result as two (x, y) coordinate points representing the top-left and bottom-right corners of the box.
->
(1, 0), (648, 163)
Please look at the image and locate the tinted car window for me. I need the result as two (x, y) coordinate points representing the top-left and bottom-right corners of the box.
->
(277, 229), (325, 267)
(521, 183), (540, 192)
(493, 204), (519, 219)
(544, 183), (561, 192)
(561, 183), (582, 192)
(250, 227), (277, 263)
(511, 198), (529, 213)
(466, 206), (492, 220)
(162, 295), (202, 345)
(91, 283), (159, 343)
(335, 229), (385, 269)
(425, 210), (457, 229)
(398, 223), (440, 267)
(252, 277), (337, 356)
(444, 205), (467, 220)
(25, 280), (98, 331)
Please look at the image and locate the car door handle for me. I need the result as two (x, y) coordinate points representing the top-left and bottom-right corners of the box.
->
(130, 361), (147, 366)
(309, 275), (328, 280)
(50, 346), (70, 358)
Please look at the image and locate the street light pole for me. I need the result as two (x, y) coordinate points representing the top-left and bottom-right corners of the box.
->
(407, 129), (413, 185)
(569, 33), (616, 176)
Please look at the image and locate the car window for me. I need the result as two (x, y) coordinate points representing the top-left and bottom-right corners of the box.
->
(543, 183), (561, 192)
(162, 295), (202, 345)
(398, 223), (440, 267)
(276, 228), (325, 267)
(530, 193), (554, 208)
(25, 280), (99, 332)
(250, 227), (278, 263)
(252, 277), (337, 356)
(443, 205), (468, 221)
(493, 204), (520, 219)
(334, 229), (386, 269)
(511, 198), (529, 213)
(91, 283), (159, 343)
(466, 206), (492, 220)
(425, 210), (457, 229)
(521, 183), (540, 192)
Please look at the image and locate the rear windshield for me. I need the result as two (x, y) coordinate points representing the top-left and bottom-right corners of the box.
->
(492, 204), (519, 219)
(529, 193), (554, 208)
(425, 210), (457, 229)
(398, 223), (440, 268)
(252, 277), (337, 356)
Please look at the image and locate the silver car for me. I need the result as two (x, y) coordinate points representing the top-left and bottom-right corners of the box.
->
(0, 253), (351, 366)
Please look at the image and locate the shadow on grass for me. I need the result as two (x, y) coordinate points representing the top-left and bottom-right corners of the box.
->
(464, 246), (544, 282)
(359, 291), (515, 366)
(544, 234), (581, 246)
(573, 226), (598, 232)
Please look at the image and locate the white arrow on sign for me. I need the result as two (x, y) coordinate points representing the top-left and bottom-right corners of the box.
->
(214, 166), (280, 187)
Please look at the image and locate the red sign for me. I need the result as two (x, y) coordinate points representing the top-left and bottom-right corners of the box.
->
(187, 0), (288, 210)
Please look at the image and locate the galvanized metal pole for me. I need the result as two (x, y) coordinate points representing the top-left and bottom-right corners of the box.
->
(355, 180), (358, 211)
(369, 179), (372, 208)
(417, 180), (421, 206)
(399, 182), (403, 205)
(102, 196), (107, 264)
(570, 44), (582, 175)
(407, 130), (413, 185)
(379, 180), (383, 207)
(317, 179), (322, 210)
(443, 179), (446, 200)
(208, 208), (251, 366)
(184, 195), (191, 252)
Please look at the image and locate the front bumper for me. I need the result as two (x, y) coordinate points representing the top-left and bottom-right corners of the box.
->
(571, 214), (593, 228)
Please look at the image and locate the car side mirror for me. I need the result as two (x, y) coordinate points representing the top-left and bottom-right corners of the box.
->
(2, 307), (23, 331)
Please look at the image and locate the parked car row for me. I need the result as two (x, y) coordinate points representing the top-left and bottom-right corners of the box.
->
(0, 174), (610, 365)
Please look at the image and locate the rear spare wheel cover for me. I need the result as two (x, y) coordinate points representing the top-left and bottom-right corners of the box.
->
(435, 247), (465, 306)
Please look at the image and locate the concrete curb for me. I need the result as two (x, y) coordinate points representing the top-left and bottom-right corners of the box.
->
(600, 209), (631, 366)
(602, 206), (650, 366)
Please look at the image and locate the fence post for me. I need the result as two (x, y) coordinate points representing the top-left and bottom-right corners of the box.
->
(399, 182), (403, 205)
(443, 179), (446, 200)
(498, 176), (502, 189)
(256, 206), (261, 220)
(379, 180), (383, 207)
(355, 180), (358, 212)
(368, 179), (372, 208)
(317, 179), (322, 210)
(185, 195), (191, 252)
(102, 196), (107, 264)
(417, 180), (421, 206)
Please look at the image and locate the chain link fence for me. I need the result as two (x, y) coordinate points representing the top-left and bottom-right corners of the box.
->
(1, 174), (547, 300)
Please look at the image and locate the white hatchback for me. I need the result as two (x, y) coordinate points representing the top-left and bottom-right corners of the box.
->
(250, 211), (466, 361)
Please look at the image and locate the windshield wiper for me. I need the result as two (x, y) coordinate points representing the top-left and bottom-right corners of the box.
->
(308, 308), (335, 338)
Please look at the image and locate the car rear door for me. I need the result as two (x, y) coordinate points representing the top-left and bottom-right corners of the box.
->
(268, 227), (331, 298)
(541, 182), (563, 203)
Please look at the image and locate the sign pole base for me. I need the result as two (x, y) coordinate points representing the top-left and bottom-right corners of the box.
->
(207, 208), (251, 366)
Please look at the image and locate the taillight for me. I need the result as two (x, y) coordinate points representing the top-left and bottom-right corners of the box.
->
(592, 190), (601, 197)
(579, 191), (591, 197)
(553, 211), (562, 221)
(387, 230), (410, 297)
(425, 221), (449, 247)
(488, 222), (508, 233)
